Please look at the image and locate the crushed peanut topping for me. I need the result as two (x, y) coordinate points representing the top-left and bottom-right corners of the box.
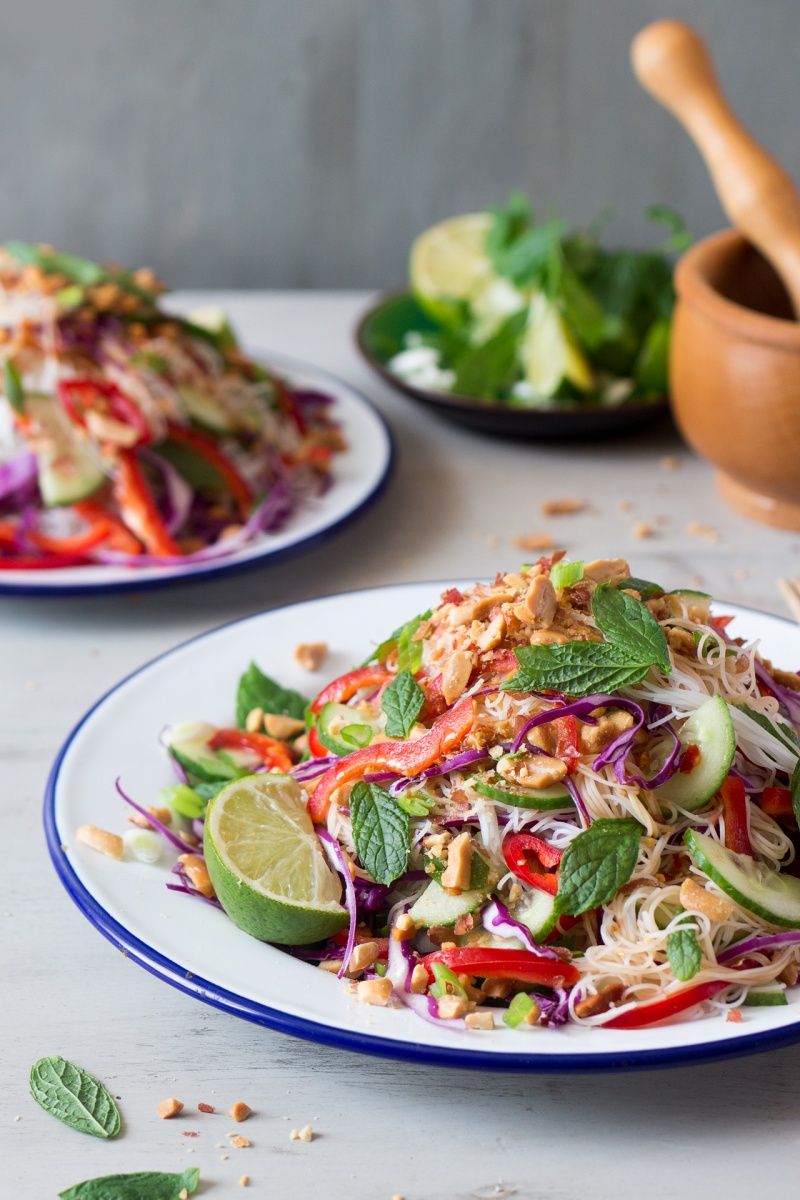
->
(157, 1097), (184, 1119)
(541, 497), (587, 516)
(77, 825), (123, 860)
(295, 641), (329, 671)
(229, 1101), (252, 1122)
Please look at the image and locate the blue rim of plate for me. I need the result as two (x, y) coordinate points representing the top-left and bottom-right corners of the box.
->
(0, 352), (394, 597)
(42, 592), (800, 1072)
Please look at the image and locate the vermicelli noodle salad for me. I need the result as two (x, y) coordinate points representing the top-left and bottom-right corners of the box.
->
(105, 556), (800, 1032)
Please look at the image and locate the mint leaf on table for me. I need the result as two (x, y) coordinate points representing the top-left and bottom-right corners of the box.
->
(592, 584), (670, 674)
(3, 360), (25, 415)
(235, 661), (308, 728)
(59, 1167), (199, 1200)
(555, 819), (642, 916)
(667, 926), (702, 981)
(502, 642), (653, 697)
(30, 1056), (121, 1140)
(350, 781), (409, 886)
(382, 670), (425, 738)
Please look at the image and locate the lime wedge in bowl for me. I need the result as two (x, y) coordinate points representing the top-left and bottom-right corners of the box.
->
(409, 212), (495, 327)
(521, 292), (594, 398)
(204, 774), (348, 945)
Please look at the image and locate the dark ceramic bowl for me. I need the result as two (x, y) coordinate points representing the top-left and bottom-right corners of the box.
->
(355, 290), (669, 440)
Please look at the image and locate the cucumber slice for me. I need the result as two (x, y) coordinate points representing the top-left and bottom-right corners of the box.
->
(470, 774), (572, 810)
(655, 695), (735, 811)
(168, 722), (244, 784)
(177, 384), (236, 434)
(317, 701), (381, 757)
(26, 394), (106, 505)
(685, 830), (800, 928)
(667, 589), (712, 619)
(408, 879), (486, 928)
(514, 889), (558, 942)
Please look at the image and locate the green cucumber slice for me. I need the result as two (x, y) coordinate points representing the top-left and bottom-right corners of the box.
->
(655, 695), (735, 811)
(167, 722), (245, 784)
(514, 889), (558, 942)
(317, 701), (381, 757)
(177, 384), (236, 434)
(667, 589), (712, 619)
(685, 830), (800, 928)
(408, 880), (486, 928)
(26, 394), (106, 505)
(470, 774), (572, 810)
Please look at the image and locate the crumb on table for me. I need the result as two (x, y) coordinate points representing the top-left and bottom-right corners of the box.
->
(157, 1097), (184, 1119)
(513, 533), (555, 551)
(633, 521), (655, 539)
(295, 641), (329, 671)
(540, 498), (587, 517)
(686, 521), (720, 542)
(660, 455), (680, 471)
(229, 1101), (252, 1122)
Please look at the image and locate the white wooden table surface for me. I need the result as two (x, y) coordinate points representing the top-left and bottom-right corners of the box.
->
(5, 292), (800, 1200)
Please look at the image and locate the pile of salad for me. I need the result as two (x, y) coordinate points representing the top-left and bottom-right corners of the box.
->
(112, 555), (800, 1033)
(0, 242), (344, 569)
(388, 194), (690, 408)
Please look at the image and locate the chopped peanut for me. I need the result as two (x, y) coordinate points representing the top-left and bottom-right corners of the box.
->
(584, 558), (630, 586)
(264, 713), (306, 739)
(229, 1101), (252, 1122)
(779, 963), (799, 987)
(660, 455), (680, 471)
(477, 613), (506, 652)
(465, 1010), (495, 1030)
(449, 593), (515, 625)
(437, 994), (468, 1019)
(679, 877), (734, 923)
(231, 1135), (250, 1148)
(357, 977), (393, 1006)
(179, 1190), (189, 1200)
(482, 979), (513, 999)
(514, 533), (555, 551)
(633, 521), (655, 539)
(127, 805), (173, 830)
(299, 1124), (313, 1142)
(574, 983), (625, 1018)
(541, 498), (586, 516)
(392, 914), (416, 942)
(578, 710), (635, 754)
(158, 1097), (184, 1119)
(440, 831), (472, 891)
(497, 752), (567, 790)
(178, 853), (216, 899)
(77, 825), (123, 860)
(517, 574), (557, 626)
(245, 706), (264, 732)
(347, 941), (380, 972)
(239, 1178), (249, 1188)
(295, 641), (328, 671)
(410, 964), (429, 994)
(528, 629), (569, 646)
(441, 650), (474, 705)
(686, 521), (719, 542)
(84, 409), (141, 447)
(318, 958), (342, 973)
(524, 1000), (542, 1026)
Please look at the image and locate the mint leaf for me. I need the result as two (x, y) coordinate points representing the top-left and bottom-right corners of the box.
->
(350, 782), (410, 885)
(3, 359), (25, 415)
(59, 1167), (199, 1200)
(396, 610), (431, 674)
(382, 670), (425, 738)
(734, 703), (800, 758)
(30, 1056), (121, 1139)
(592, 584), (670, 673)
(617, 576), (664, 600)
(667, 926), (701, 981)
(453, 311), (526, 400)
(502, 641), (651, 697)
(555, 819), (641, 916)
(236, 662), (307, 728)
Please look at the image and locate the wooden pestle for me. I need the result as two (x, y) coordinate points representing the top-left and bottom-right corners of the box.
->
(631, 19), (800, 317)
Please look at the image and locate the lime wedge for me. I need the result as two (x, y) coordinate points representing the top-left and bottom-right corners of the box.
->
(520, 292), (594, 398)
(409, 213), (495, 326)
(204, 774), (348, 945)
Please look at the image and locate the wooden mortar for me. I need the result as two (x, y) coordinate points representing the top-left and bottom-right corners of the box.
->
(672, 229), (800, 530)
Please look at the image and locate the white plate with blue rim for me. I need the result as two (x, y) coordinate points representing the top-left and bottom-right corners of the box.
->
(44, 583), (800, 1070)
(0, 352), (392, 597)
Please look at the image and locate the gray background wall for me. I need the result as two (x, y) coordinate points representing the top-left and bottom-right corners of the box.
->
(3, 0), (798, 287)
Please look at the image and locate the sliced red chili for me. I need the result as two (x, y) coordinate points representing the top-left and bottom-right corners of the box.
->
(165, 422), (253, 519)
(762, 786), (794, 818)
(421, 946), (579, 989)
(554, 714), (579, 774)
(502, 832), (562, 895)
(679, 743), (701, 774)
(209, 729), (293, 773)
(309, 665), (391, 715)
(719, 775), (753, 856)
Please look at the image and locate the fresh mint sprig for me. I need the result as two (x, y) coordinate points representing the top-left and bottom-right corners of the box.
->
(59, 1167), (199, 1200)
(503, 583), (670, 697)
(30, 1056), (121, 1139)
(667, 925), (702, 981)
(382, 670), (425, 738)
(554, 818), (642, 916)
(350, 781), (410, 886)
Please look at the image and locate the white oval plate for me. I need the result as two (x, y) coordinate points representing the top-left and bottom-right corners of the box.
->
(45, 585), (800, 1070)
(1, 353), (393, 596)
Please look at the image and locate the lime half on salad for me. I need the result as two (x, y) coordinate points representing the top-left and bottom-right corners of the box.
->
(204, 774), (348, 945)
(410, 213), (495, 327)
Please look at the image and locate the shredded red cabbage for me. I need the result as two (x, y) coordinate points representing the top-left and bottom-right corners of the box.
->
(291, 756), (337, 782)
(755, 660), (800, 726)
(565, 775), (591, 827)
(140, 448), (193, 535)
(528, 987), (570, 1026)
(386, 747), (490, 796)
(511, 696), (603, 754)
(316, 826), (357, 979)
(115, 777), (199, 855)
(481, 899), (561, 960)
(166, 880), (223, 908)
(385, 907), (467, 1030)
(718, 930), (800, 964)
(0, 452), (37, 501)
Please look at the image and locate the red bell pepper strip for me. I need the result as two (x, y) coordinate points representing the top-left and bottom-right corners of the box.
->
(58, 378), (152, 445)
(602, 980), (728, 1029)
(719, 775), (753, 856)
(420, 947), (579, 989)
(502, 833), (563, 895)
(307, 697), (475, 823)
(0, 520), (17, 547)
(762, 786), (794, 818)
(165, 422), (253, 519)
(75, 500), (143, 555)
(28, 513), (110, 556)
(209, 728), (293, 773)
(710, 616), (735, 631)
(418, 672), (447, 723)
(0, 552), (94, 569)
(113, 450), (180, 558)
(554, 714), (579, 773)
(309, 665), (391, 714)
(308, 726), (329, 759)
(679, 743), (701, 774)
